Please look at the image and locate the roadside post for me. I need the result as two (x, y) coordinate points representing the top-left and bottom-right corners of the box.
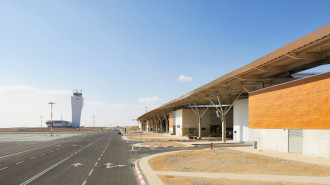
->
(234, 130), (237, 142)
(211, 143), (213, 149)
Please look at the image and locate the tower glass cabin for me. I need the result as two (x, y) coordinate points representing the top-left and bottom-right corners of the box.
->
(71, 90), (84, 128)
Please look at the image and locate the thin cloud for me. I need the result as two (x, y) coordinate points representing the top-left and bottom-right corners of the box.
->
(179, 75), (192, 82)
(137, 97), (163, 105)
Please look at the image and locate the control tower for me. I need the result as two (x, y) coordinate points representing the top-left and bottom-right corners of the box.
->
(71, 89), (84, 128)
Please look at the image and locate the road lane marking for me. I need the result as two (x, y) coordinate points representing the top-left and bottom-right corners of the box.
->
(0, 167), (8, 171)
(94, 162), (98, 166)
(82, 180), (87, 185)
(0, 138), (79, 159)
(88, 169), (94, 176)
(72, 163), (82, 167)
(30, 157), (36, 160)
(40, 154), (45, 156)
(101, 154), (103, 157)
(19, 133), (109, 185)
(49, 151), (53, 153)
(16, 161), (25, 165)
(98, 158), (100, 161)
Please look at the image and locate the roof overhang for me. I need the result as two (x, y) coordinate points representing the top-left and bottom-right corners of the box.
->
(138, 24), (330, 121)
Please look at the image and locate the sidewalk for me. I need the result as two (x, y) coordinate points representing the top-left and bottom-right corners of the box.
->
(138, 147), (330, 185)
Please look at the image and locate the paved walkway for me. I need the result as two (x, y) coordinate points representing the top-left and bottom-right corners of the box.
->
(138, 148), (330, 185)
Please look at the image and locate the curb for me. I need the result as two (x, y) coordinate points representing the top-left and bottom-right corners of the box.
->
(135, 160), (146, 185)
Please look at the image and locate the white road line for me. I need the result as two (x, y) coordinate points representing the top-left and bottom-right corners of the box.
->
(16, 161), (25, 165)
(30, 157), (36, 160)
(101, 154), (103, 157)
(94, 162), (98, 166)
(56, 148), (60, 150)
(0, 138), (78, 159)
(98, 158), (100, 161)
(88, 169), (94, 176)
(0, 167), (8, 171)
(49, 151), (53, 153)
(40, 154), (45, 156)
(82, 180), (87, 185)
(19, 133), (109, 185)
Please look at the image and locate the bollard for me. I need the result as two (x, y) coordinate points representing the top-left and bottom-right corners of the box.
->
(211, 143), (213, 149)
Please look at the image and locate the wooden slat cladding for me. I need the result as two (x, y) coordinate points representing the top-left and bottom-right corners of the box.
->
(249, 72), (330, 129)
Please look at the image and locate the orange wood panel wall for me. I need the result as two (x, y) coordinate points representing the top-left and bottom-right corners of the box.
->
(249, 73), (330, 129)
(169, 112), (173, 129)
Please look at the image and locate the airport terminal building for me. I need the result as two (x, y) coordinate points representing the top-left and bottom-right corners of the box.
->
(138, 24), (330, 158)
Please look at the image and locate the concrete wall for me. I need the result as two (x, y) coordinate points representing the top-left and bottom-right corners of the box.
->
(174, 109), (183, 136)
(233, 99), (253, 142)
(303, 129), (330, 158)
(253, 128), (330, 158)
(253, 129), (289, 152)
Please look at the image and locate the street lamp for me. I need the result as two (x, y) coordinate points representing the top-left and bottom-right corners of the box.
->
(49, 102), (55, 136)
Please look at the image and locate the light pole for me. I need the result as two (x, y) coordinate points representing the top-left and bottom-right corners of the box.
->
(93, 116), (95, 127)
(49, 102), (55, 136)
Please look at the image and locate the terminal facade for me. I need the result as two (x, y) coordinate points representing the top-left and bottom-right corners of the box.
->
(138, 25), (330, 158)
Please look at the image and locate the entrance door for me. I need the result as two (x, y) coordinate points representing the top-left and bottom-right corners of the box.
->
(289, 129), (303, 154)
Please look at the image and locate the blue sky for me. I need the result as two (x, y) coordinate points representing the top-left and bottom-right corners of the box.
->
(0, 0), (329, 127)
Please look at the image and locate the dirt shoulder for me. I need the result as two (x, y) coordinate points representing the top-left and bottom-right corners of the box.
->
(126, 132), (188, 141)
(159, 175), (319, 185)
(149, 147), (330, 176)
(139, 142), (187, 147)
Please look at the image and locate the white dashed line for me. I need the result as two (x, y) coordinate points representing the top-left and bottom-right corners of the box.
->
(30, 157), (36, 160)
(101, 154), (103, 157)
(0, 167), (8, 171)
(82, 180), (87, 185)
(49, 151), (53, 153)
(40, 154), (45, 156)
(88, 169), (94, 176)
(20, 134), (108, 185)
(94, 162), (98, 166)
(16, 161), (25, 165)
(98, 158), (100, 161)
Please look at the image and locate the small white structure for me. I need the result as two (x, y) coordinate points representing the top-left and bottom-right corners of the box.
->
(233, 98), (253, 142)
(71, 90), (84, 128)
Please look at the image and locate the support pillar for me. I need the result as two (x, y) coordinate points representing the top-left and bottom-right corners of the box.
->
(222, 116), (226, 142)
(198, 117), (202, 138)
(166, 120), (168, 134)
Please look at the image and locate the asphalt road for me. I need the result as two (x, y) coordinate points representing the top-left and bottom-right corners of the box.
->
(0, 129), (210, 185)
(0, 129), (139, 185)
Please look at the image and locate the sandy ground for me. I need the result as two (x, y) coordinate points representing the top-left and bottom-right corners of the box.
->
(140, 142), (187, 147)
(149, 148), (330, 176)
(126, 132), (188, 141)
(158, 175), (319, 185)
(122, 126), (139, 132)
